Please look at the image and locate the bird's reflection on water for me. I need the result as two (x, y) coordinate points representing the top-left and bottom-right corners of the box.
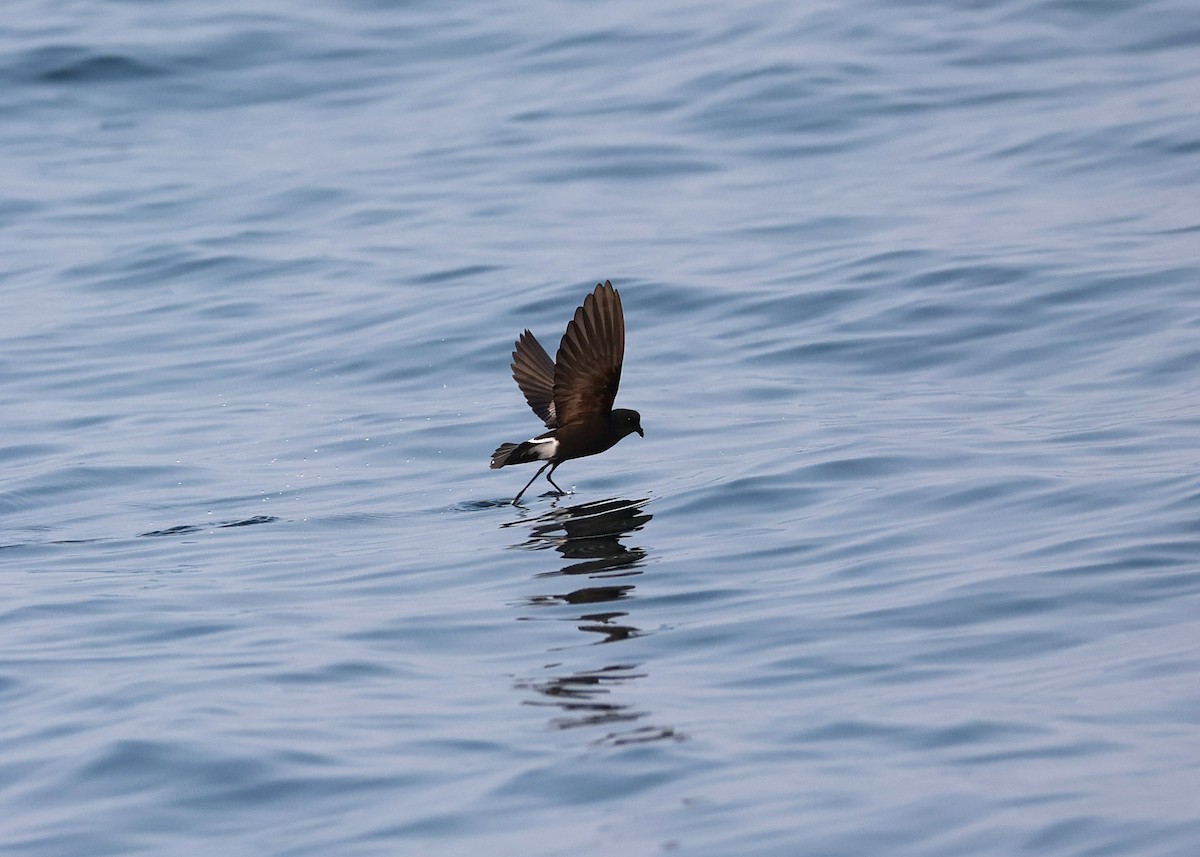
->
(503, 496), (650, 577)
(504, 497), (680, 745)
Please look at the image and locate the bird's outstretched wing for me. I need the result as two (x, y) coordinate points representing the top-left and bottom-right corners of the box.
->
(553, 281), (625, 428)
(512, 329), (557, 428)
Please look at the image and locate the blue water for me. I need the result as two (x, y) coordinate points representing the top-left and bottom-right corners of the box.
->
(3, 0), (1199, 854)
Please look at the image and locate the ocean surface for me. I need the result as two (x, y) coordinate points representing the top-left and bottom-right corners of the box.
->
(3, 1), (1199, 854)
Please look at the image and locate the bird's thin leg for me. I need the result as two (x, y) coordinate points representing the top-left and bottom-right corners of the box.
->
(512, 462), (551, 505)
(545, 463), (566, 495)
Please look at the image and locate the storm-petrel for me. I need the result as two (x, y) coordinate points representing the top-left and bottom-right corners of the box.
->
(491, 280), (643, 504)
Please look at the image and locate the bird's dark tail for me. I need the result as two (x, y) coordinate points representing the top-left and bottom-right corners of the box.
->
(492, 439), (552, 469)
(490, 442), (520, 469)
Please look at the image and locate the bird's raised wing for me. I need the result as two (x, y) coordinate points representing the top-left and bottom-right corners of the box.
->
(511, 329), (557, 428)
(553, 281), (625, 428)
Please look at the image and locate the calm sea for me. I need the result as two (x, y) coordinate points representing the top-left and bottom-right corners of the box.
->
(3, 1), (1199, 855)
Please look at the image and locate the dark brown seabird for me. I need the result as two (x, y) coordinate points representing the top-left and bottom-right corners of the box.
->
(491, 280), (643, 505)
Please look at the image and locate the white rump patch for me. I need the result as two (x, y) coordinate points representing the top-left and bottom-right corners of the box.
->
(526, 436), (559, 460)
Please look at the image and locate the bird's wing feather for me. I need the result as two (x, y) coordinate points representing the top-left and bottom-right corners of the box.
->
(512, 329), (557, 428)
(553, 281), (624, 427)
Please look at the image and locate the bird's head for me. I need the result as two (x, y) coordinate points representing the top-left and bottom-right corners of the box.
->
(613, 408), (644, 439)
